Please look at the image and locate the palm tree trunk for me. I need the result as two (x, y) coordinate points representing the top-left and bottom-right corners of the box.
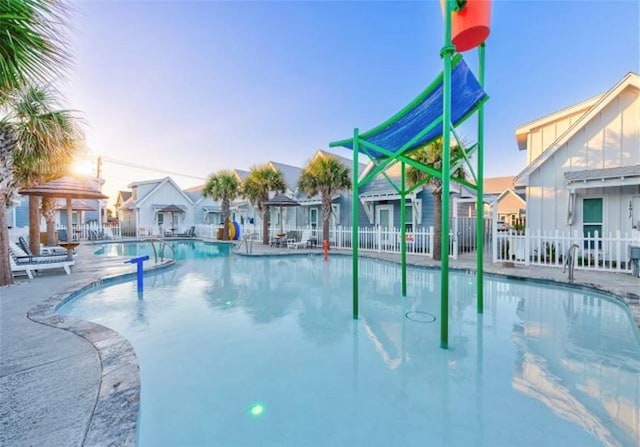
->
(222, 199), (230, 241)
(433, 192), (442, 261)
(0, 197), (13, 286)
(0, 129), (16, 285)
(29, 195), (41, 255)
(261, 207), (269, 245)
(321, 195), (331, 246)
(42, 197), (57, 246)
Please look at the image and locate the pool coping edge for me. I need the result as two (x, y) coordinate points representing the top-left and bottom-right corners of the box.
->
(26, 259), (177, 447)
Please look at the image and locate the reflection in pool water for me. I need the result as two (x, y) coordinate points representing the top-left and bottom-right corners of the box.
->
(59, 251), (640, 447)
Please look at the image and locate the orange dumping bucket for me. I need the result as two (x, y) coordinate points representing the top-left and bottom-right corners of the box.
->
(441, 0), (491, 52)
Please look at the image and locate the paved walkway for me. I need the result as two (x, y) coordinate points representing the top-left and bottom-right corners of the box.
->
(0, 244), (161, 447)
(1, 240), (638, 447)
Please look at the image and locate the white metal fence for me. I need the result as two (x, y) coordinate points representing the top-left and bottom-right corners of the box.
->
(494, 229), (640, 273)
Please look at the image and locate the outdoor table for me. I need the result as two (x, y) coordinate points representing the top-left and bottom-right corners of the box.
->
(58, 242), (79, 261)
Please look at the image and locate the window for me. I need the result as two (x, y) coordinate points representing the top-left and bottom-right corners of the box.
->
(405, 203), (413, 232)
(583, 198), (602, 249)
(157, 213), (164, 225)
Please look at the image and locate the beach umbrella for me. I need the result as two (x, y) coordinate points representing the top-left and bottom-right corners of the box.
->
(264, 193), (300, 235)
(19, 176), (108, 257)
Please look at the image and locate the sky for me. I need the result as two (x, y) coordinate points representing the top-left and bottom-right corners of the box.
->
(62, 0), (640, 204)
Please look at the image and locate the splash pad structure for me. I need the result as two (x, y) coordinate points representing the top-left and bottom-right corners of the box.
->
(330, 0), (491, 348)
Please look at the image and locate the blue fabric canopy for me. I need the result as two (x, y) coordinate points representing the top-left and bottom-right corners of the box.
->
(330, 57), (487, 158)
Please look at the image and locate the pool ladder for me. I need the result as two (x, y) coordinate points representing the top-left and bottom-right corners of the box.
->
(237, 231), (259, 254)
(147, 238), (175, 263)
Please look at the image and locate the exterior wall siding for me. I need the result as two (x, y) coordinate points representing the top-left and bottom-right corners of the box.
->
(526, 85), (640, 234)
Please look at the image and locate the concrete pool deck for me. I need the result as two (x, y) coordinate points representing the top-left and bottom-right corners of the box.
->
(1, 239), (638, 447)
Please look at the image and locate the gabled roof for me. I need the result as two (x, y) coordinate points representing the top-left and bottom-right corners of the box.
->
(127, 177), (165, 188)
(514, 94), (603, 151)
(233, 169), (250, 182)
(313, 149), (366, 173)
(268, 161), (302, 193)
(116, 190), (132, 203)
(515, 72), (640, 185)
(496, 188), (526, 205)
(129, 177), (195, 208)
(483, 176), (515, 195)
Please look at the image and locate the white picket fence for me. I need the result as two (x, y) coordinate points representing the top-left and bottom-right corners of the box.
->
(55, 223), (122, 241)
(494, 229), (640, 273)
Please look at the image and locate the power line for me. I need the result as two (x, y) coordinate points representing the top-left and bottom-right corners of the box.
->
(100, 155), (207, 181)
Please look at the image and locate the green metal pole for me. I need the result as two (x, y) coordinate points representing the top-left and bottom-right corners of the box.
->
(440, 0), (455, 349)
(352, 128), (360, 319)
(400, 162), (407, 296)
(476, 43), (486, 314)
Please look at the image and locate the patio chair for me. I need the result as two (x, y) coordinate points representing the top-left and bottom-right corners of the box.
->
(287, 230), (313, 249)
(18, 236), (67, 257)
(177, 226), (196, 237)
(9, 247), (74, 279)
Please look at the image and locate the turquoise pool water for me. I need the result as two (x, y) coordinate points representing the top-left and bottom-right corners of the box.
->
(60, 244), (640, 447)
(93, 240), (231, 260)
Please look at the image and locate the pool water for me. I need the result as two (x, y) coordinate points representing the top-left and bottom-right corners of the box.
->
(93, 240), (231, 260)
(60, 244), (640, 447)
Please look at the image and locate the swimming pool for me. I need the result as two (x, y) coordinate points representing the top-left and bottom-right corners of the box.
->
(93, 240), (231, 260)
(60, 243), (640, 447)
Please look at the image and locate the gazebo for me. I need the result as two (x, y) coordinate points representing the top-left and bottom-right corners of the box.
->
(20, 176), (108, 258)
(264, 193), (300, 237)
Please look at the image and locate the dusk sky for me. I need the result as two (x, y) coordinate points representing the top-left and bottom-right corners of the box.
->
(63, 0), (639, 202)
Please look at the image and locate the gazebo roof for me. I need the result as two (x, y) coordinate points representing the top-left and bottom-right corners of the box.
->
(330, 56), (488, 158)
(19, 175), (108, 199)
(264, 193), (300, 207)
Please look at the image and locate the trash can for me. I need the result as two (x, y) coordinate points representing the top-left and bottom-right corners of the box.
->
(629, 245), (640, 277)
(216, 228), (224, 240)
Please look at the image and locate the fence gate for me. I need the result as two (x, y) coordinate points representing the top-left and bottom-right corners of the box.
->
(452, 197), (494, 259)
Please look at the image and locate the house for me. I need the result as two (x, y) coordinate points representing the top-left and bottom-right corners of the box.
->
(482, 176), (526, 227)
(118, 177), (195, 237)
(514, 72), (640, 239)
(295, 150), (367, 234)
(114, 190), (132, 222)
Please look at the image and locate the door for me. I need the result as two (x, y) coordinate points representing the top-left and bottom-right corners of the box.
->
(376, 204), (394, 246)
(310, 208), (318, 237)
(582, 197), (603, 249)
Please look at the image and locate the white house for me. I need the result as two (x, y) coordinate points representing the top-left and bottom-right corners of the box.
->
(514, 72), (640, 240)
(119, 177), (195, 237)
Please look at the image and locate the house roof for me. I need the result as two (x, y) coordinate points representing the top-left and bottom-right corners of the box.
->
(514, 94), (604, 151)
(117, 191), (132, 203)
(120, 177), (194, 210)
(515, 72), (640, 185)
(483, 176), (515, 195)
(269, 161), (302, 193)
(233, 169), (250, 182)
(563, 165), (640, 190)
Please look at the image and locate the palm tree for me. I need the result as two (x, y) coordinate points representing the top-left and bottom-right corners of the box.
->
(298, 155), (351, 247)
(203, 170), (242, 241)
(243, 165), (286, 245)
(8, 86), (82, 254)
(407, 138), (466, 261)
(0, 0), (72, 286)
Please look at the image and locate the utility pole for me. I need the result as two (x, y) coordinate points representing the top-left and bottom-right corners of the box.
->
(97, 156), (103, 226)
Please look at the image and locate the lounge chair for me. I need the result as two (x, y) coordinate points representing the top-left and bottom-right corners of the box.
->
(177, 226), (196, 237)
(18, 236), (67, 257)
(287, 230), (313, 249)
(9, 247), (74, 279)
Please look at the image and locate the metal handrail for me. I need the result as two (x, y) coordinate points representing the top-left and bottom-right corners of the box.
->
(563, 243), (579, 282)
(146, 238), (175, 263)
